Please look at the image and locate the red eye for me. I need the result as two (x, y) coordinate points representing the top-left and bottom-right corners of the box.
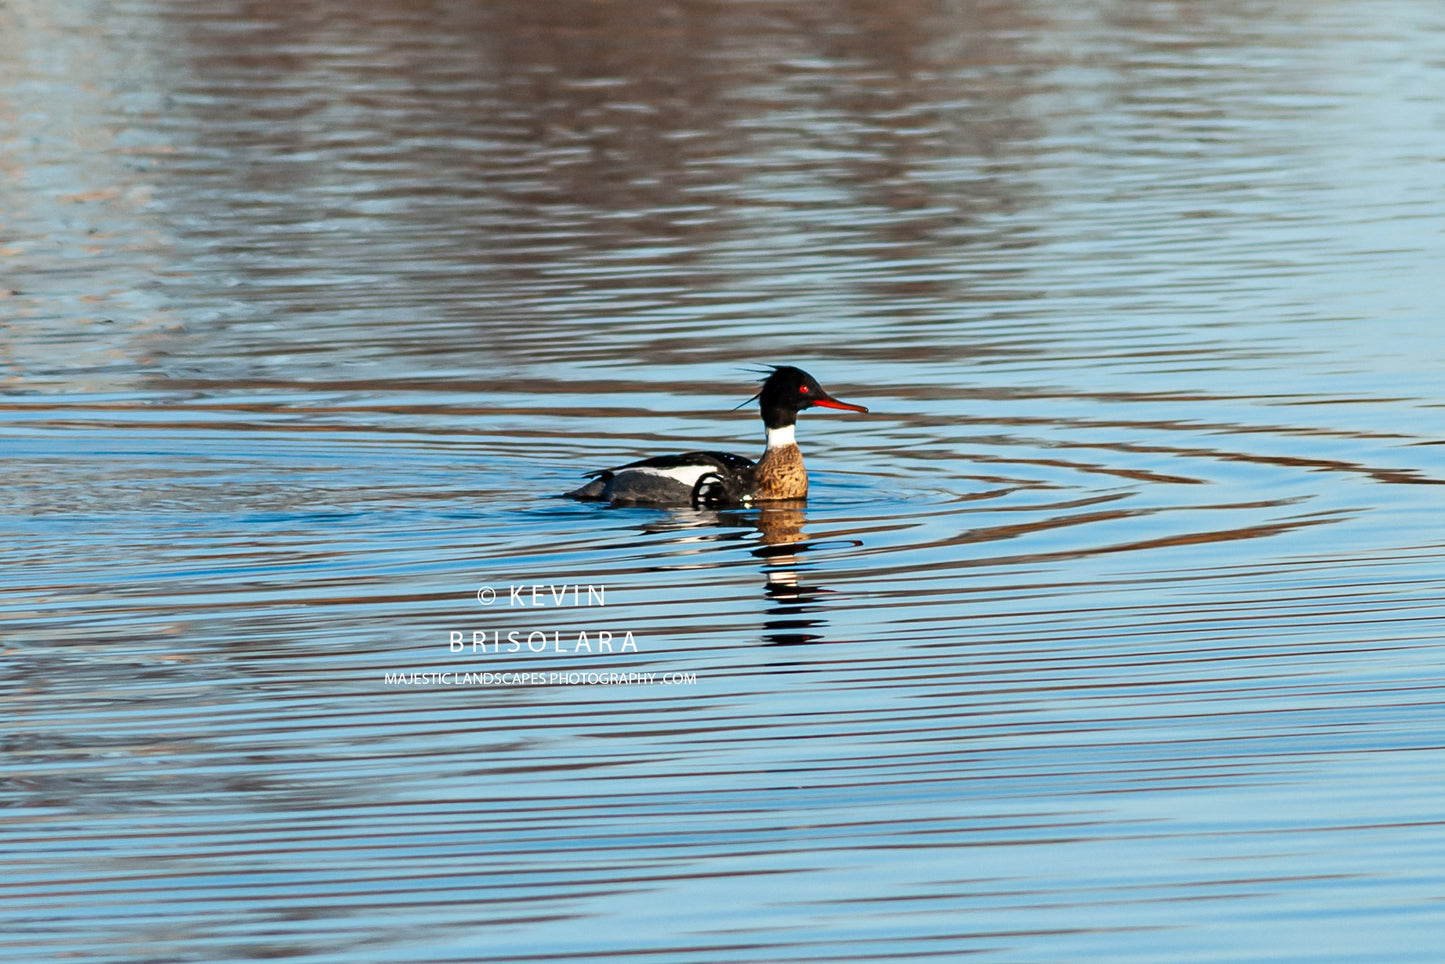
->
(799, 386), (809, 393)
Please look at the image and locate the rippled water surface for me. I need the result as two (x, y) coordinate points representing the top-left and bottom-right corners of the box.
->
(4, 0), (1445, 960)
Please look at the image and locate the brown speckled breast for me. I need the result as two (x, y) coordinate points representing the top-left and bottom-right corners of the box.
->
(752, 444), (808, 500)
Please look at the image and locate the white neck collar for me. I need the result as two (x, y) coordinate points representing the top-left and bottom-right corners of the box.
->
(765, 424), (796, 451)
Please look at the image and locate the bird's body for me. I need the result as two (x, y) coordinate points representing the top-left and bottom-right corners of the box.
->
(565, 450), (754, 506)
(565, 366), (867, 507)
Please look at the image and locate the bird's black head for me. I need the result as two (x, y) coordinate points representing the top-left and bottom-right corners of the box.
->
(746, 365), (869, 429)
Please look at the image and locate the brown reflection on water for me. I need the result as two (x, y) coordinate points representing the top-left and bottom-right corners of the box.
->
(136, 0), (1061, 377)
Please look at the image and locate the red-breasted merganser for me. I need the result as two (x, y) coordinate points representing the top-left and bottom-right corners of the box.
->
(565, 366), (868, 507)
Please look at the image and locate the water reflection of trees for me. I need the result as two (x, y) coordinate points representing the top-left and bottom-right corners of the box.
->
(162, 0), (1050, 366)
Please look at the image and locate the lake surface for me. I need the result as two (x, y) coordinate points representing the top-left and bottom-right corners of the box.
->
(4, 0), (1445, 960)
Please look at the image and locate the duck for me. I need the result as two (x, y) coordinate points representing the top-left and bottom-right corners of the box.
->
(565, 366), (868, 507)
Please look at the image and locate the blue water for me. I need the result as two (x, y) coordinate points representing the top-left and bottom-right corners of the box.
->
(3, 0), (1445, 961)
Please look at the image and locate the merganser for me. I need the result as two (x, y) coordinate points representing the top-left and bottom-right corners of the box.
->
(565, 366), (869, 507)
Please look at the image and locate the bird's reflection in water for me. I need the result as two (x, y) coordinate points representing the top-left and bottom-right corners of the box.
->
(618, 503), (858, 646)
(752, 505), (836, 646)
